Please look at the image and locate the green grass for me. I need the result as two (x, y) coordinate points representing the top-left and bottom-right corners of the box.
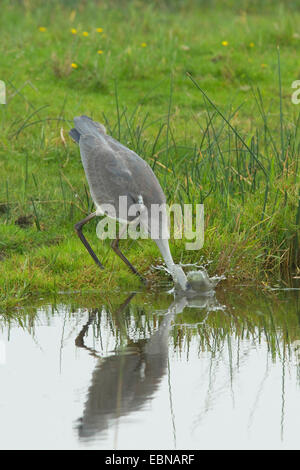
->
(0, 0), (300, 309)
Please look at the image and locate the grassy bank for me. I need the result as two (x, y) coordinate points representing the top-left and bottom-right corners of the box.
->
(0, 0), (299, 309)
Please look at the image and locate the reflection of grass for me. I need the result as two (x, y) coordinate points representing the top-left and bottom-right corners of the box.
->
(2, 288), (299, 363)
(1, 287), (298, 446)
(1, 288), (300, 429)
(172, 288), (300, 360)
(0, 0), (300, 307)
(1, 288), (300, 410)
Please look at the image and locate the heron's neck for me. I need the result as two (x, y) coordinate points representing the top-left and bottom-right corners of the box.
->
(154, 239), (189, 291)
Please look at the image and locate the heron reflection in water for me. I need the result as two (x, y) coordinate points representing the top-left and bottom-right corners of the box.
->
(75, 290), (221, 442)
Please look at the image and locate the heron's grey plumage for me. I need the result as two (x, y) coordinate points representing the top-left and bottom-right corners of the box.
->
(70, 115), (190, 291)
(70, 115), (166, 223)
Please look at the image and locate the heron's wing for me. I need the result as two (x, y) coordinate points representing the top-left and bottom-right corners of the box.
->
(79, 134), (137, 207)
(73, 115), (166, 212)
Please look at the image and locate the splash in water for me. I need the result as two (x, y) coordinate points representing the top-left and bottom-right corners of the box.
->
(153, 262), (225, 295)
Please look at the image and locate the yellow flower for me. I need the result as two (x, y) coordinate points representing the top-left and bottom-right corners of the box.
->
(249, 42), (255, 47)
(71, 62), (78, 69)
(96, 28), (103, 33)
(71, 28), (77, 34)
(141, 42), (147, 47)
(221, 40), (228, 46)
(97, 50), (103, 54)
(38, 26), (47, 32)
(261, 63), (268, 68)
(82, 31), (89, 37)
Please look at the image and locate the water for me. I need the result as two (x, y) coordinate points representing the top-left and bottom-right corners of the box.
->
(0, 286), (299, 450)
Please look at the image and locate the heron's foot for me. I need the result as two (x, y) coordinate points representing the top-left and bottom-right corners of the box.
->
(95, 259), (105, 270)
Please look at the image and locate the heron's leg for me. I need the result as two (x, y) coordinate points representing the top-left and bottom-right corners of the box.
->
(111, 223), (146, 283)
(75, 293), (136, 356)
(74, 212), (104, 269)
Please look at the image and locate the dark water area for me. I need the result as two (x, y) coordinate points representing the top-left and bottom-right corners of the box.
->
(0, 286), (299, 449)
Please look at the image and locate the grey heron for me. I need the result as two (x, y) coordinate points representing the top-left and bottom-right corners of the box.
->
(69, 115), (190, 291)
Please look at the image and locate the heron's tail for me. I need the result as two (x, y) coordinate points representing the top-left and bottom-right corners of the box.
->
(69, 115), (106, 144)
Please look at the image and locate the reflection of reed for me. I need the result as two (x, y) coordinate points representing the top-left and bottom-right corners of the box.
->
(1, 286), (298, 446)
(171, 288), (300, 360)
(73, 288), (299, 444)
(75, 291), (222, 442)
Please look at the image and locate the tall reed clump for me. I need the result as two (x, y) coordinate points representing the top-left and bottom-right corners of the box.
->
(98, 68), (299, 282)
(0, 61), (299, 305)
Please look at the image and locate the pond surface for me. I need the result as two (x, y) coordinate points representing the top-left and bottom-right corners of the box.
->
(0, 286), (299, 450)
